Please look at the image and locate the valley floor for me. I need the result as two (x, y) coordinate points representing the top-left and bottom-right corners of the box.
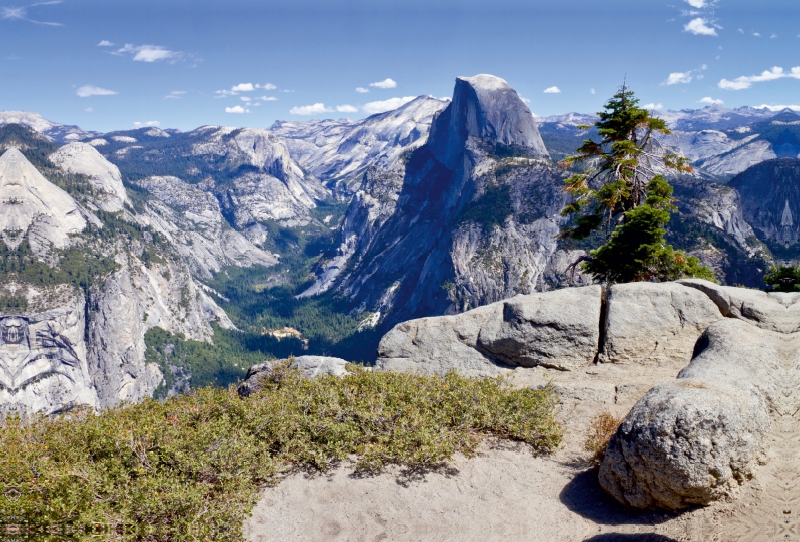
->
(243, 356), (799, 542)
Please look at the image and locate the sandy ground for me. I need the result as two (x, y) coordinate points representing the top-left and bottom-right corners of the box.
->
(243, 357), (798, 542)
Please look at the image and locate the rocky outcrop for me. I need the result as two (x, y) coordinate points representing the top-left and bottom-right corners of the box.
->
(49, 142), (128, 211)
(238, 356), (350, 396)
(0, 148), (88, 252)
(377, 282), (722, 376)
(600, 282), (724, 365)
(476, 287), (602, 370)
(599, 319), (779, 509)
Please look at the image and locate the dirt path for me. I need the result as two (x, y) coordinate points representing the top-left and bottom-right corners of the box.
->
(243, 343), (800, 542)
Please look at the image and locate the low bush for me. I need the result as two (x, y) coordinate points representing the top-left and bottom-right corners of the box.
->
(583, 410), (624, 465)
(0, 366), (562, 541)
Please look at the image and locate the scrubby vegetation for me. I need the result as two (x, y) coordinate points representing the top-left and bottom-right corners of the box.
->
(584, 410), (624, 465)
(0, 365), (562, 541)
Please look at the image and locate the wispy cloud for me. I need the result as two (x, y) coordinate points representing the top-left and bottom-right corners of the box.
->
(257, 96), (277, 101)
(215, 83), (277, 97)
(719, 66), (800, 90)
(543, 86), (561, 93)
(134, 121), (160, 127)
(362, 96), (415, 114)
(290, 103), (332, 115)
(369, 78), (397, 89)
(97, 40), (114, 47)
(116, 44), (181, 63)
(356, 87), (369, 93)
(699, 97), (724, 105)
(76, 85), (117, 97)
(164, 90), (186, 99)
(336, 105), (358, 113)
(84, 107), (93, 112)
(225, 105), (249, 114)
(1, 1), (62, 26)
(684, 18), (718, 36)
(662, 71), (693, 85)
(643, 103), (664, 110)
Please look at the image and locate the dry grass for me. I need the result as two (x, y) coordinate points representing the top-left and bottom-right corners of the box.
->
(583, 410), (624, 464)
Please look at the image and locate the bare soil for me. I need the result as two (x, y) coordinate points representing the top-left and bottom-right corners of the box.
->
(244, 358), (797, 542)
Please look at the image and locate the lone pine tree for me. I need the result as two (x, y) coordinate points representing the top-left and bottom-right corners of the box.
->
(559, 84), (715, 284)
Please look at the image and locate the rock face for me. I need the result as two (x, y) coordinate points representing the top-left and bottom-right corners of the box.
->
(0, 111), (100, 144)
(133, 175), (277, 279)
(601, 282), (723, 365)
(272, 95), (448, 195)
(0, 148), (88, 252)
(318, 74), (570, 330)
(0, 284), (97, 415)
(49, 143), (128, 211)
(238, 356), (350, 396)
(728, 158), (800, 246)
(599, 319), (779, 509)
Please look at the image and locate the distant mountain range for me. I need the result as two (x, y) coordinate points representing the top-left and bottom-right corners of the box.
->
(3, 79), (800, 413)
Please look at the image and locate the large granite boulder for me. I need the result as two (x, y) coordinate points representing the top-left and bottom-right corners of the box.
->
(476, 286), (603, 370)
(238, 356), (350, 397)
(599, 319), (779, 509)
(601, 282), (724, 365)
(376, 302), (506, 377)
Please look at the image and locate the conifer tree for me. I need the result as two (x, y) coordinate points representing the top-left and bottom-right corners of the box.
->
(560, 84), (716, 284)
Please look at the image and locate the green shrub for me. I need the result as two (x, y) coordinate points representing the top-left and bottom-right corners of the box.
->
(0, 367), (562, 541)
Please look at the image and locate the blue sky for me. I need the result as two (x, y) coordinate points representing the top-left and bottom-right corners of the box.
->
(1, 0), (800, 132)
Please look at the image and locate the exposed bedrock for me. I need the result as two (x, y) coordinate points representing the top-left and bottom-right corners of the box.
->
(599, 319), (781, 509)
(377, 281), (726, 375)
(376, 279), (800, 510)
(237, 356), (350, 397)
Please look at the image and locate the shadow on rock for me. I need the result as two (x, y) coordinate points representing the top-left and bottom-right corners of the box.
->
(560, 468), (688, 525)
(583, 535), (679, 542)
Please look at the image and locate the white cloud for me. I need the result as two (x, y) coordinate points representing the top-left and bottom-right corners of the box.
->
(164, 90), (186, 99)
(753, 32), (761, 37)
(117, 44), (181, 63)
(684, 18), (718, 36)
(84, 108), (93, 112)
(257, 96), (278, 101)
(738, 28), (744, 33)
(370, 78), (397, 89)
(520, 97), (531, 103)
(290, 103), (332, 115)
(356, 87), (369, 93)
(97, 40), (114, 47)
(362, 96), (415, 114)
(231, 83), (254, 92)
(133, 121), (160, 127)
(755, 104), (800, 112)
(719, 66), (800, 90)
(257, 83), (277, 90)
(1, 5), (62, 26)
(699, 97), (724, 105)
(225, 105), (249, 114)
(543, 86), (561, 93)
(662, 71), (693, 85)
(643, 103), (663, 110)
(240, 96), (251, 102)
(590, 88), (596, 94)
(336, 105), (358, 113)
(76, 85), (118, 98)
(684, 0), (708, 7)
(771, 34), (778, 39)
(280, 89), (294, 93)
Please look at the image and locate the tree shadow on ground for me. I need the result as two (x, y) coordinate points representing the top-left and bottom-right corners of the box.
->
(560, 467), (695, 525)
